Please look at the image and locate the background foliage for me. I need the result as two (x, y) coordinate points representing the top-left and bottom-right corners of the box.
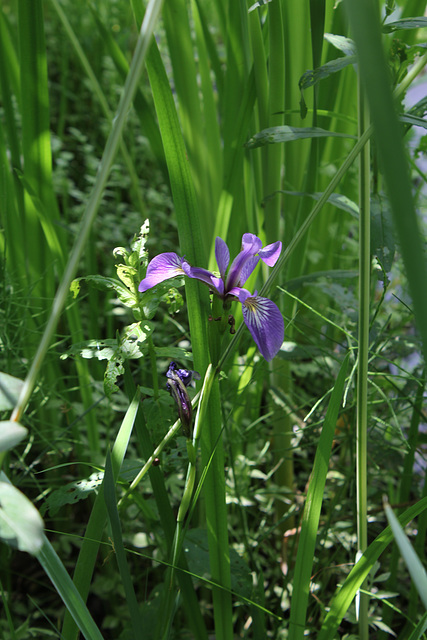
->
(1, 0), (427, 638)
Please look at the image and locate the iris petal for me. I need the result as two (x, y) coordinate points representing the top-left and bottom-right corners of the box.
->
(226, 233), (263, 290)
(258, 241), (282, 267)
(138, 253), (185, 292)
(241, 296), (284, 361)
(183, 265), (224, 296)
(215, 237), (230, 279)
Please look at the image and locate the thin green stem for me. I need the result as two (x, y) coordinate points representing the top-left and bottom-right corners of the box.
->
(356, 75), (370, 640)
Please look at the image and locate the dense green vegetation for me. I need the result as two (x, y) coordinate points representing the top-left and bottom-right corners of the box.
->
(1, 0), (427, 638)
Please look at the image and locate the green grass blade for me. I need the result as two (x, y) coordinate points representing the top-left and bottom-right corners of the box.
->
(36, 536), (104, 640)
(104, 449), (143, 635)
(318, 497), (427, 640)
(384, 500), (427, 610)
(288, 353), (349, 640)
(61, 389), (141, 640)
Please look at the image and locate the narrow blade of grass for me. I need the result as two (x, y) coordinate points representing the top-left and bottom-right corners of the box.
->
(289, 353), (349, 640)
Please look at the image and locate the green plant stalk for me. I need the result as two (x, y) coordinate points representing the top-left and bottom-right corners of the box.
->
(356, 75), (370, 640)
(288, 354), (349, 640)
(10, 0), (165, 422)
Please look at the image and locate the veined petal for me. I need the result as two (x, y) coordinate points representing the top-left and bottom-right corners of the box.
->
(183, 264), (224, 296)
(226, 233), (263, 290)
(241, 296), (284, 361)
(139, 253), (185, 292)
(258, 241), (282, 267)
(215, 237), (230, 279)
(239, 255), (260, 287)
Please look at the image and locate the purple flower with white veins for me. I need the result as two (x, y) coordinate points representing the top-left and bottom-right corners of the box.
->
(139, 233), (284, 361)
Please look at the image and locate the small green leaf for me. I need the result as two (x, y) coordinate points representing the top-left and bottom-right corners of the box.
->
(0, 421), (28, 452)
(248, 0), (272, 11)
(0, 479), (44, 554)
(71, 275), (138, 308)
(245, 126), (356, 149)
(371, 193), (395, 274)
(0, 372), (25, 410)
(383, 17), (427, 33)
(324, 33), (356, 56)
(299, 55), (356, 91)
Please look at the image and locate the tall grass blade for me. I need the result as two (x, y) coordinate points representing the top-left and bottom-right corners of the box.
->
(289, 353), (349, 640)
(384, 499), (427, 610)
(36, 536), (104, 640)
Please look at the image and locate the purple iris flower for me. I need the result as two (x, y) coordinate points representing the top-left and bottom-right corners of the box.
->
(139, 233), (284, 361)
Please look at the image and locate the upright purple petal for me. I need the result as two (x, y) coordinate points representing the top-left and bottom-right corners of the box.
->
(226, 234), (263, 290)
(138, 253), (185, 292)
(240, 295), (284, 361)
(215, 237), (230, 279)
(239, 255), (260, 287)
(183, 264), (224, 296)
(258, 241), (282, 267)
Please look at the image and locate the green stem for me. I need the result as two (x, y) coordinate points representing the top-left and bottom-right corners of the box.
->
(356, 74), (370, 640)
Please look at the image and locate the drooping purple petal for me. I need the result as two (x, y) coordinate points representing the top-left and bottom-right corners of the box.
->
(215, 237), (230, 279)
(240, 295), (284, 361)
(183, 264), (224, 296)
(139, 253), (186, 292)
(258, 241), (282, 267)
(226, 233), (263, 290)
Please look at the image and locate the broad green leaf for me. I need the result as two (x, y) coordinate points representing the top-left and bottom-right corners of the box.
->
(0, 479), (44, 554)
(0, 421), (28, 452)
(245, 126), (356, 148)
(0, 372), (24, 410)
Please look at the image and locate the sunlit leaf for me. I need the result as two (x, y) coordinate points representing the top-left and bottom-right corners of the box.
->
(0, 372), (24, 410)
(0, 478), (44, 554)
(0, 421), (28, 452)
(246, 126), (356, 148)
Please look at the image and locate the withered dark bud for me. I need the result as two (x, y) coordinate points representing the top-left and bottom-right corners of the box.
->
(166, 362), (200, 438)
(228, 314), (236, 334)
